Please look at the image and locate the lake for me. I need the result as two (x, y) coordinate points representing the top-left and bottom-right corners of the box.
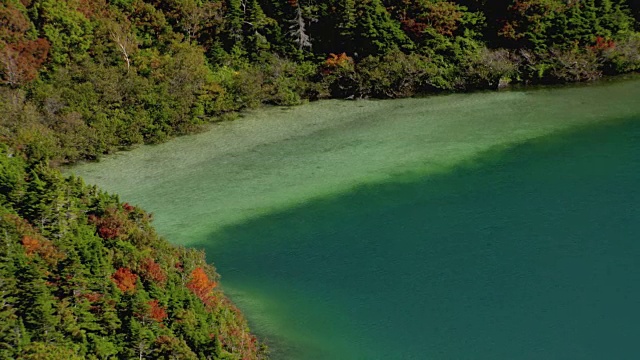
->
(71, 77), (640, 359)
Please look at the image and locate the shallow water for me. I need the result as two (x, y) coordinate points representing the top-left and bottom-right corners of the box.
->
(71, 78), (640, 359)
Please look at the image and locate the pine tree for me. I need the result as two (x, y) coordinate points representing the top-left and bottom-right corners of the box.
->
(243, 0), (272, 58)
(14, 256), (61, 344)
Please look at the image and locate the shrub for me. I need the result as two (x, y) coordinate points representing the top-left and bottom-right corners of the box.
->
(547, 47), (602, 82)
(356, 51), (441, 98)
(464, 47), (520, 89)
(603, 33), (640, 73)
(258, 54), (317, 105)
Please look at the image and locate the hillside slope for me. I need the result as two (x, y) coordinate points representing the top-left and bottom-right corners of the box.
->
(0, 146), (266, 359)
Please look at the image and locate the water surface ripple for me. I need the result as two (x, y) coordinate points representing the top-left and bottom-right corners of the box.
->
(71, 78), (640, 359)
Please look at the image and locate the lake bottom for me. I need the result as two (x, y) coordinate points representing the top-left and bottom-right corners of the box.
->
(205, 118), (640, 359)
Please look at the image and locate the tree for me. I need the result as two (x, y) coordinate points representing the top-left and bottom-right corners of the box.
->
(0, 2), (50, 86)
(129, 319), (154, 360)
(315, 0), (412, 57)
(0, 39), (50, 86)
(186, 267), (217, 307)
(147, 300), (167, 323)
(225, 0), (245, 45)
(34, 0), (94, 65)
(242, 0), (275, 57)
(21, 342), (83, 360)
(289, 3), (312, 50)
(175, 0), (223, 43)
(106, 20), (137, 73)
(112, 268), (138, 293)
(14, 258), (61, 344)
(140, 258), (167, 285)
(153, 335), (198, 359)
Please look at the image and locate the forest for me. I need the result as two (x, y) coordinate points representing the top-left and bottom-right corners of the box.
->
(1, 0), (640, 358)
(0, 142), (266, 358)
(1, 0), (640, 164)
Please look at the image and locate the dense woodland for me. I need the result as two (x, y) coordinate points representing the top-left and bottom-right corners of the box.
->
(1, 0), (640, 164)
(1, 0), (640, 358)
(0, 144), (266, 358)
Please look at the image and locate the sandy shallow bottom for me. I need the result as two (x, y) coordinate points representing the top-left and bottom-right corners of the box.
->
(70, 78), (640, 359)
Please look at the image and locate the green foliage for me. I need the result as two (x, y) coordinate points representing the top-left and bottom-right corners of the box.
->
(0, 147), (266, 359)
(0, 0), (638, 165)
(258, 54), (319, 105)
(602, 32), (640, 73)
(33, 0), (94, 65)
(0, 1), (639, 357)
(350, 0), (414, 56)
(500, 0), (636, 51)
(354, 50), (448, 97)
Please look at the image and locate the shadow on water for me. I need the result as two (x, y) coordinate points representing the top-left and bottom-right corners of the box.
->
(198, 116), (640, 359)
(203, 113), (640, 247)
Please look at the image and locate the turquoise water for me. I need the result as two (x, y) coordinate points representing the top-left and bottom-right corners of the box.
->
(210, 120), (640, 359)
(71, 78), (640, 359)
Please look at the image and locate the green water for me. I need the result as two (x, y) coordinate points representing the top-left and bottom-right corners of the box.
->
(71, 78), (640, 359)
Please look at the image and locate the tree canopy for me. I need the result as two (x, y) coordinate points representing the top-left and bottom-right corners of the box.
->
(0, 0), (638, 164)
(0, 1), (639, 357)
(0, 145), (266, 358)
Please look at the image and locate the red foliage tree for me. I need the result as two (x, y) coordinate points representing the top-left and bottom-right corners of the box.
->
(148, 299), (167, 322)
(141, 257), (167, 285)
(0, 3), (50, 86)
(75, 0), (111, 18)
(390, 1), (463, 39)
(82, 292), (102, 303)
(400, 17), (428, 38)
(0, 39), (50, 86)
(0, 3), (30, 42)
(589, 36), (616, 51)
(186, 267), (218, 307)
(122, 202), (135, 212)
(88, 207), (129, 240)
(112, 267), (138, 293)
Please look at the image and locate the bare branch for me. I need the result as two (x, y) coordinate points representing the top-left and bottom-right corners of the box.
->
(108, 22), (137, 73)
(288, 6), (312, 50)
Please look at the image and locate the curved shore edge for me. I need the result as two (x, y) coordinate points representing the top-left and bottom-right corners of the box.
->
(70, 77), (640, 243)
(67, 77), (640, 359)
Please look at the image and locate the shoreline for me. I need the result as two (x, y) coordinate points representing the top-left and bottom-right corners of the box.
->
(67, 76), (640, 359)
(62, 71), (640, 171)
(69, 76), (640, 242)
(206, 117), (640, 359)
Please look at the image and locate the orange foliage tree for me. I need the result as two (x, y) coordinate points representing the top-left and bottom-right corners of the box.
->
(186, 267), (218, 307)
(21, 235), (41, 257)
(112, 267), (138, 293)
(325, 52), (353, 69)
(21, 235), (64, 266)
